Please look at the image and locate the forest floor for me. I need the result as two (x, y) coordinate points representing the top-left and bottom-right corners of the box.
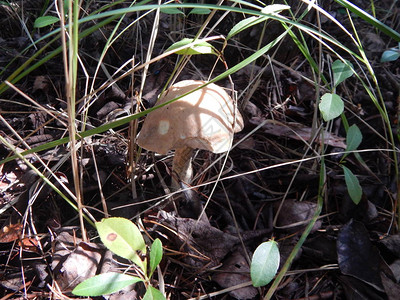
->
(0, 0), (400, 299)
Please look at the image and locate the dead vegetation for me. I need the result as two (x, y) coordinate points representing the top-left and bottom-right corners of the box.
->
(0, 0), (400, 299)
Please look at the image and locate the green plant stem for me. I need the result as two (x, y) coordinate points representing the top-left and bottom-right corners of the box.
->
(264, 158), (326, 299)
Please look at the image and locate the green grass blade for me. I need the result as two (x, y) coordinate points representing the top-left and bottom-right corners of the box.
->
(0, 16), (119, 95)
(1, 28), (289, 165)
(334, 0), (400, 42)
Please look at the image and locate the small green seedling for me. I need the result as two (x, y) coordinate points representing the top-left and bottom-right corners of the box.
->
(250, 240), (280, 287)
(72, 217), (165, 299)
(166, 38), (218, 56)
(318, 60), (363, 204)
(34, 1), (69, 29)
(226, 4), (290, 41)
(318, 59), (353, 121)
(34, 16), (60, 28)
(380, 43), (400, 62)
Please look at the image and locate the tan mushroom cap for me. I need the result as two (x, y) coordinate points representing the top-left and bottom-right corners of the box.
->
(137, 80), (244, 155)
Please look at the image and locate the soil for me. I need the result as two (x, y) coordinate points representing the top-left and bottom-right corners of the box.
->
(0, 1), (400, 299)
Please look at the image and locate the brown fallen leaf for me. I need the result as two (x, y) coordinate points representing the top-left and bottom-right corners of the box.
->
(212, 250), (258, 299)
(158, 211), (270, 270)
(18, 237), (40, 253)
(274, 199), (322, 233)
(249, 117), (347, 149)
(32, 75), (51, 93)
(0, 223), (22, 243)
(51, 231), (113, 292)
(159, 211), (238, 269)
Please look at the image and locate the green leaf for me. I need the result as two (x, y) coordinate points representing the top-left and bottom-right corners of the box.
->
(165, 38), (217, 55)
(96, 217), (146, 270)
(332, 60), (354, 87)
(227, 16), (264, 40)
(260, 4), (290, 14)
(33, 16), (60, 28)
(143, 286), (166, 300)
(227, 4), (289, 40)
(149, 238), (163, 276)
(346, 124), (362, 152)
(250, 240), (280, 287)
(342, 166), (362, 204)
(319, 93), (344, 121)
(160, 8), (184, 15)
(188, 8), (211, 15)
(380, 49), (400, 62)
(72, 272), (142, 296)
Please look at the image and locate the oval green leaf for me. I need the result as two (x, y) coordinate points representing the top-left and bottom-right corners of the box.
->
(96, 217), (146, 269)
(380, 49), (400, 62)
(34, 16), (60, 28)
(72, 272), (142, 296)
(250, 240), (280, 287)
(143, 286), (166, 300)
(188, 8), (211, 15)
(149, 238), (163, 276)
(260, 4), (290, 14)
(160, 8), (185, 15)
(227, 16), (264, 41)
(332, 60), (354, 87)
(227, 4), (289, 40)
(343, 165), (362, 204)
(319, 93), (344, 121)
(165, 38), (217, 56)
(346, 124), (362, 152)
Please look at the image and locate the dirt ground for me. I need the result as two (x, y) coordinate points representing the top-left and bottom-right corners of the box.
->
(0, 0), (400, 299)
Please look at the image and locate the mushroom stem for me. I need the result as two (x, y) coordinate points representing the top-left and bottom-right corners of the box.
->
(172, 147), (208, 223)
(172, 146), (194, 190)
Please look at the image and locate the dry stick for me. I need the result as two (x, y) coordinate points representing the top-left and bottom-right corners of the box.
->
(4, 81), (68, 128)
(189, 281), (254, 300)
(128, 59), (139, 200)
(90, 145), (108, 217)
(60, 0), (87, 241)
(130, 1), (162, 199)
(273, 124), (324, 226)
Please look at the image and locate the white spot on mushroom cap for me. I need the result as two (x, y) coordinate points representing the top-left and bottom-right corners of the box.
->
(158, 120), (170, 135)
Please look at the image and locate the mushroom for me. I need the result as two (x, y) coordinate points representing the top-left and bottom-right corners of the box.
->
(137, 80), (243, 216)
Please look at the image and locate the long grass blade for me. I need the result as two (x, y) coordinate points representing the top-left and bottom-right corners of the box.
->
(334, 0), (400, 42)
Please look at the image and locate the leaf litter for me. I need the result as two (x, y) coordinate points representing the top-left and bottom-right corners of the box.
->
(0, 0), (399, 299)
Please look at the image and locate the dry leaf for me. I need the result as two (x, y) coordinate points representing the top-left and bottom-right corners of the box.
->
(0, 223), (22, 243)
(250, 117), (346, 148)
